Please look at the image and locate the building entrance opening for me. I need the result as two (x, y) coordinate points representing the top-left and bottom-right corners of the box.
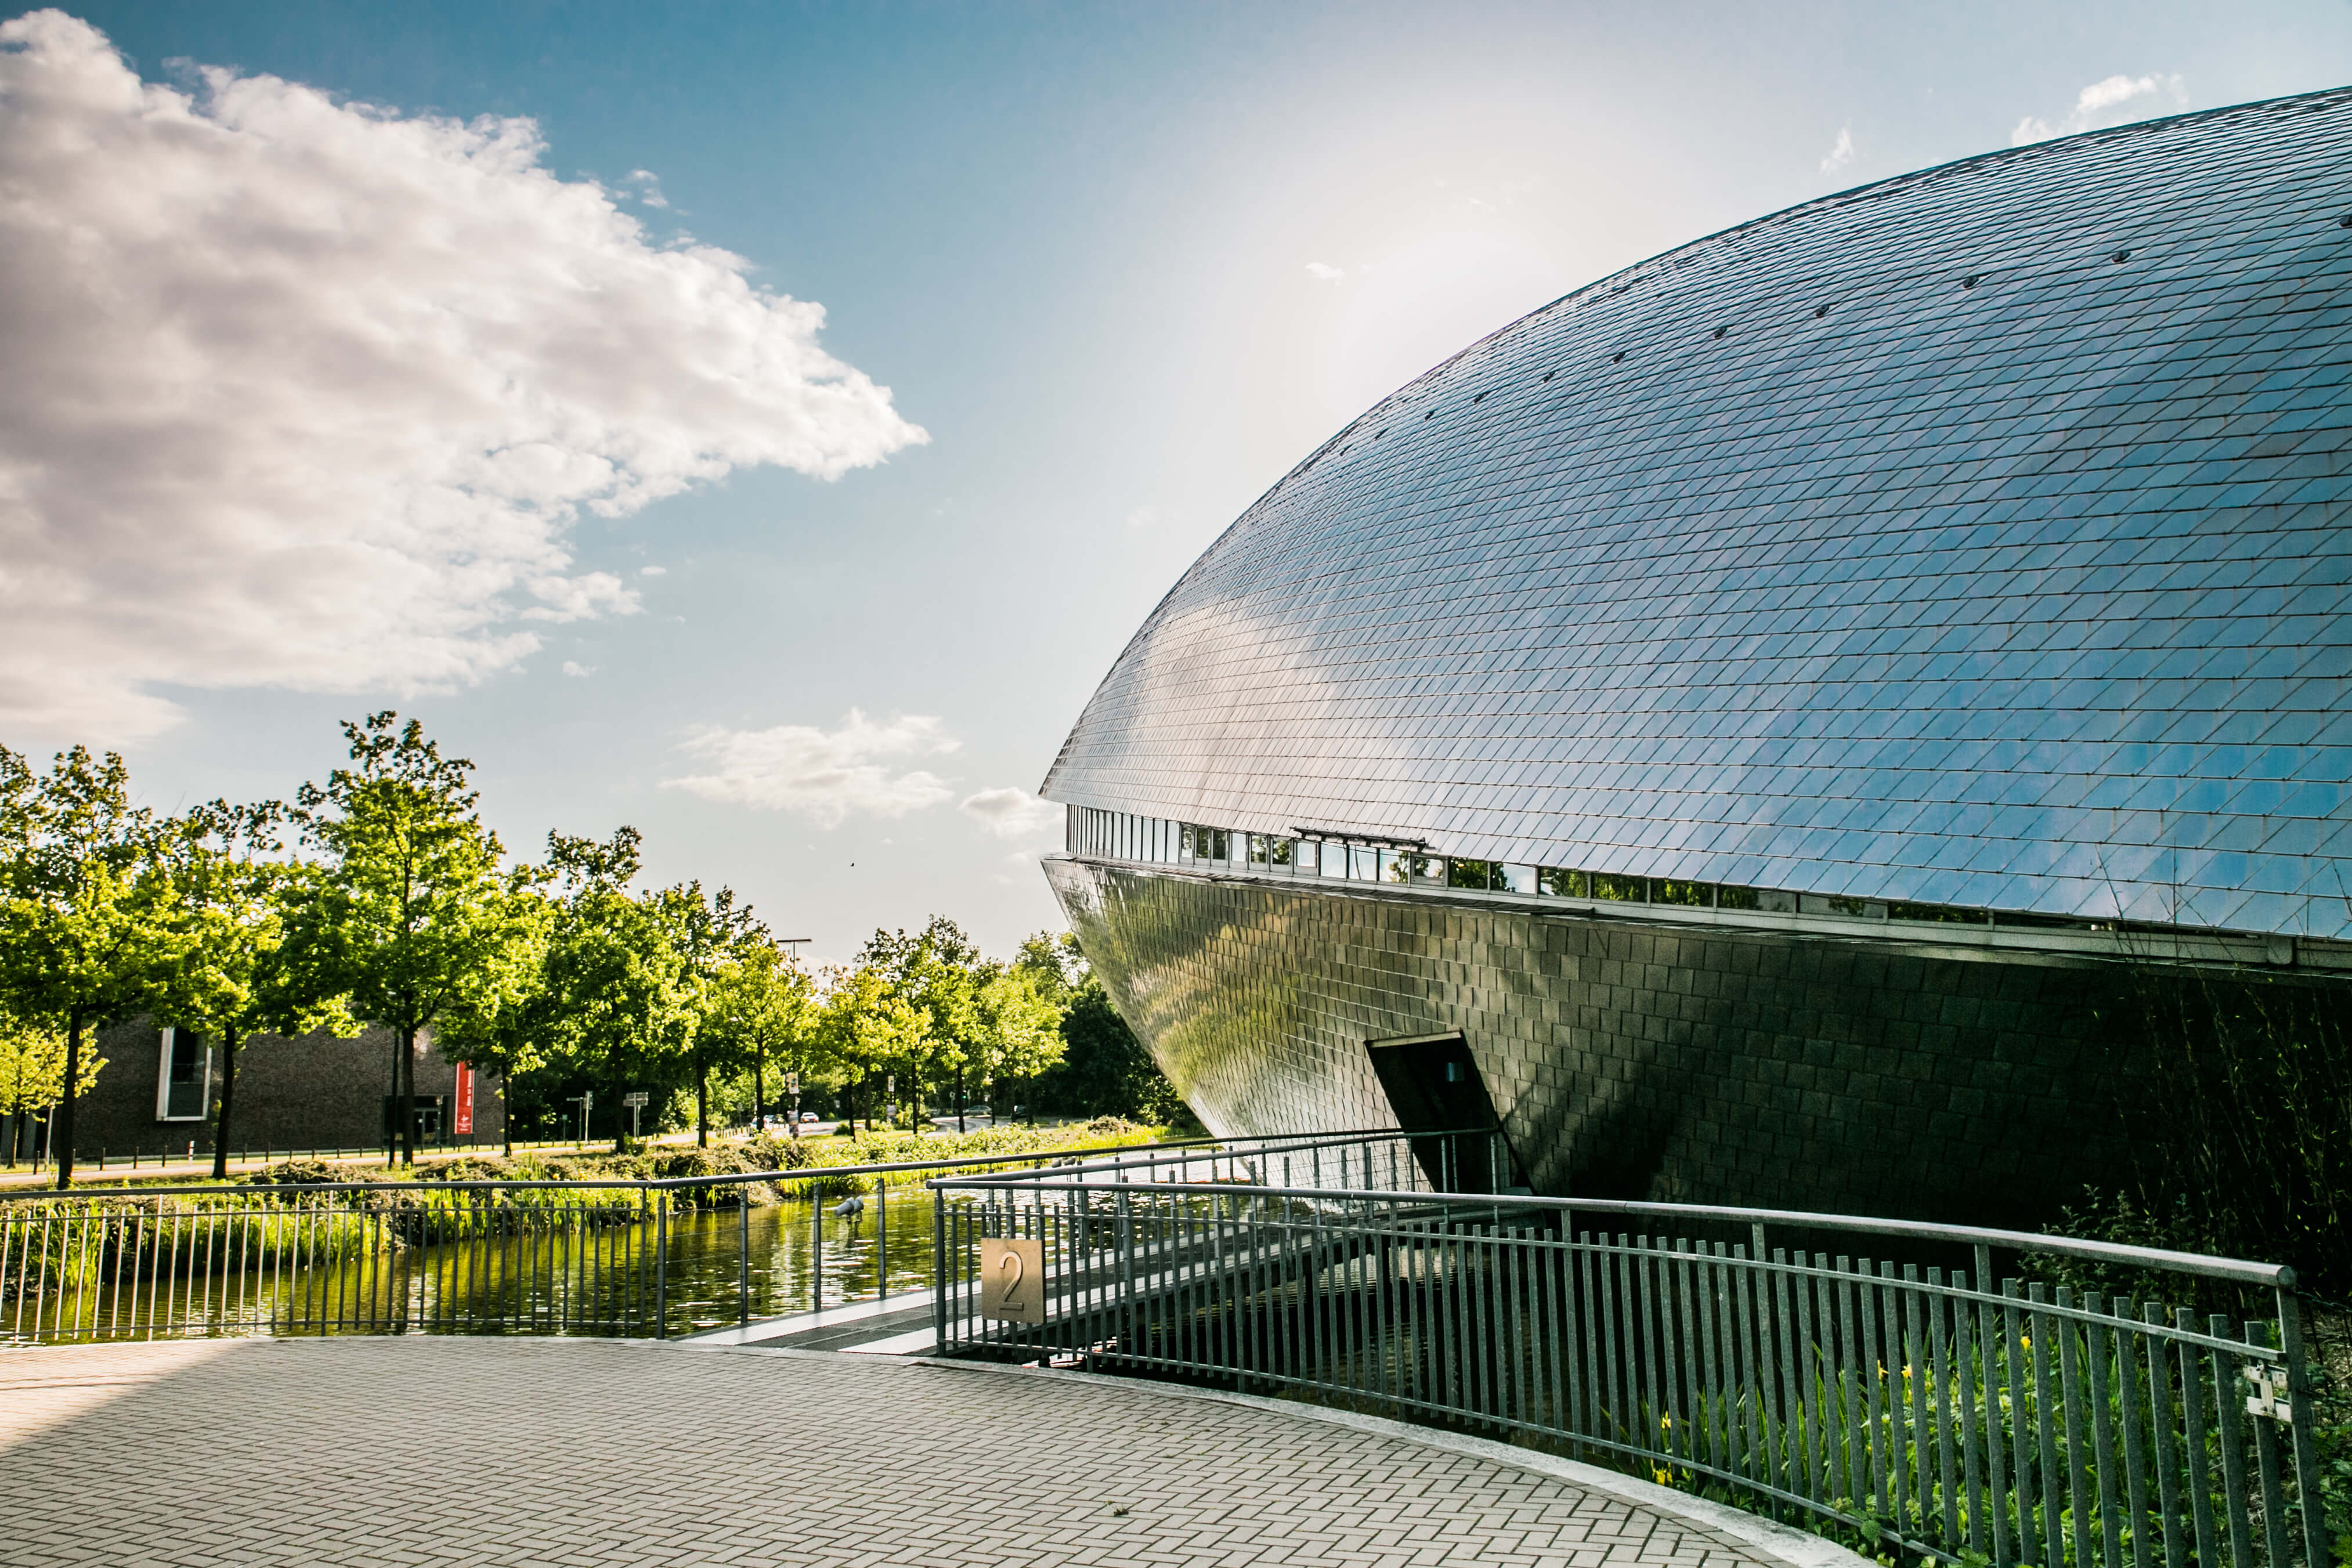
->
(1364, 1032), (1516, 1194)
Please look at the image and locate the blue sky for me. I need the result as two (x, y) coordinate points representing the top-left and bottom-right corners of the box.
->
(8, 1), (2352, 964)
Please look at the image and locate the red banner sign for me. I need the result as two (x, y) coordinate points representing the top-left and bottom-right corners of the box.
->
(454, 1063), (474, 1135)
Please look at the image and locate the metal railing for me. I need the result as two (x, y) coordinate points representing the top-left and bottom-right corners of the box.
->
(0, 1128), (1462, 1344)
(929, 1158), (2333, 1568)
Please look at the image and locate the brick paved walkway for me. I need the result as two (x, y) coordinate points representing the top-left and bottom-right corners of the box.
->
(0, 1338), (1847, 1567)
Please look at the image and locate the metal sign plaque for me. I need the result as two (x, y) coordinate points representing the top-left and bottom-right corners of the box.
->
(978, 1237), (1047, 1325)
(622, 1091), (649, 1109)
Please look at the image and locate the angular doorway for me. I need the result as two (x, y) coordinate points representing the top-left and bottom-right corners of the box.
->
(1364, 1032), (1518, 1194)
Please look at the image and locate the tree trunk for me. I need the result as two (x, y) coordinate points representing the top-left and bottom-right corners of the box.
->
(210, 1028), (242, 1182)
(753, 1056), (765, 1135)
(695, 1054), (709, 1147)
(398, 1024), (417, 1168)
(53, 1010), (83, 1189)
(956, 1066), (966, 1134)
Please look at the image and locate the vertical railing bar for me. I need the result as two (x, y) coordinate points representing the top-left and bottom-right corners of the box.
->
(1601, 1233), (1627, 1454)
(1673, 1240), (1703, 1475)
(1698, 1242), (1726, 1476)
(1861, 1258), (1889, 1522)
(2058, 1287), (2097, 1568)
(1545, 1224), (1570, 1445)
(1473, 1221), (1498, 1425)
(2087, 1292), (2125, 1568)
(2024, 1281), (2061, 1568)
(2248, 1321), (2290, 1568)
(2175, 1307), (2220, 1568)
(2275, 1289), (2329, 1568)
(1979, 1249), (2015, 1568)
(1905, 1266), (1933, 1552)
(2211, 1314), (2256, 1568)
(1737, 1241), (1770, 1502)
(1888, 1262), (1917, 1545)
(1930, 1269), (1963, 1553)
(2144, 1302), (2188, 1568)
(1802, 1251), (1833, 1511)
(2115, 1299), (2155, 1568)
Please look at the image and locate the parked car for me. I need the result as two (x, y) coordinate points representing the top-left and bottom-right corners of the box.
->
(799, 1111), (819, 1123)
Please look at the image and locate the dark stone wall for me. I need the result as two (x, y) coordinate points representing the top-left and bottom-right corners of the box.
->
(46, 1021), (504, 1162)
(1046, 858), (2233, 1234)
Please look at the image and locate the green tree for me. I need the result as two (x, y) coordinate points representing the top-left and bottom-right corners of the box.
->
(700, 938), (823, 1132)
(0, 745), (186, 1187)
(972, 963), (1066, 1123)
(815, 964), (931, 1130)
(539, 827), (690, 1150)
(156, 801), (354, 1180)
(424, 880), (557, 1157)
(657, 880), (763, 1146)
(862, 917), (989, 1128)
(287, 714), (536, 1166)
(0, 1007), (101, 1169)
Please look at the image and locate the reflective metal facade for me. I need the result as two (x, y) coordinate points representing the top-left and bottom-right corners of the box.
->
(1045, 91), (2352, 938)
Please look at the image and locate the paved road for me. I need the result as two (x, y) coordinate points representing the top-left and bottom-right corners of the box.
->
(0, 1338), (1836, 1568)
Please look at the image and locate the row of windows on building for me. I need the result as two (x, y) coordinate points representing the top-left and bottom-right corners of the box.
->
(1061, 804), (2060, 928)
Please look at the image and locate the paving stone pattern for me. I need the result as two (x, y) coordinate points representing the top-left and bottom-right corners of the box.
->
(0, 1337), (1794, 1568)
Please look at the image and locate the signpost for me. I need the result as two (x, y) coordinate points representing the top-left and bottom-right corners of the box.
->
(569, 1090), (594, 1147)
(622, 1090), (649, 1142)
(979, 1237), (1046, 1324)
(785, 1071), (800, 1132)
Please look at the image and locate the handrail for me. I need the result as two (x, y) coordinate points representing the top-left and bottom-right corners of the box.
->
(2, 1125), (1458, 1203)
(989, 1177), (2296, 1287)
(0, 1136), (1255, 1203)
(927, 1126), (1490, 1187)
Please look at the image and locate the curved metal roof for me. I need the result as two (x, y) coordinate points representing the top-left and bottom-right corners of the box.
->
(1043, 89), (2352, 938)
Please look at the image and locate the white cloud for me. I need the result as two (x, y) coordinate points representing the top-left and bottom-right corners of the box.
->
(1819, 125), (1855, 174)
(624, 168), (669, 208)
(959, 786), (1063, 840)
(2012, 73), (2186, 144)
(1303, 261), (1346, 282)
(638, 565), (667, 576)
(0, 12), (926, 742)
(560, 660), (595, 678)
(662, 709), (958, 825)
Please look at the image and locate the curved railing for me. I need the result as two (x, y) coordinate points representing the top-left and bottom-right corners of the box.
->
(928, 1159), (2333, 1568)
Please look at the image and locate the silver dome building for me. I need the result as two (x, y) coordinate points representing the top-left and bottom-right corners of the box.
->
(1041, 89), (2352, 1226)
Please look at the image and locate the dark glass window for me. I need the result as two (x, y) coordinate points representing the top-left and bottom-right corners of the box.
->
(1448, 858), (1497, 890)
(1652, 879), (1712, 906)
(1537, 867), (1585, 897)
(1589, 872), (1647, 902)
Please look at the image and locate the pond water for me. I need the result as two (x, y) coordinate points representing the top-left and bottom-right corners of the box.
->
(6, 1179), (974, 1344)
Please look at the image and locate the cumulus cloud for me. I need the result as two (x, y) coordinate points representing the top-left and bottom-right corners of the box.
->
(560, 660), (594, 678)
(623, 168), (669, 208)
(959, 786), (1063, 840)
(1303, 261), (1345, 281)
(1819, 125), (1855, 174)
(662, 710), (958, 825)
(2012, 73), (2186, 144)
(0, 11), (926, 741)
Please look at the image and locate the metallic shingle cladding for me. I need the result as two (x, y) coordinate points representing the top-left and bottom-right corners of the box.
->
(1042, 91), (2352, 938)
